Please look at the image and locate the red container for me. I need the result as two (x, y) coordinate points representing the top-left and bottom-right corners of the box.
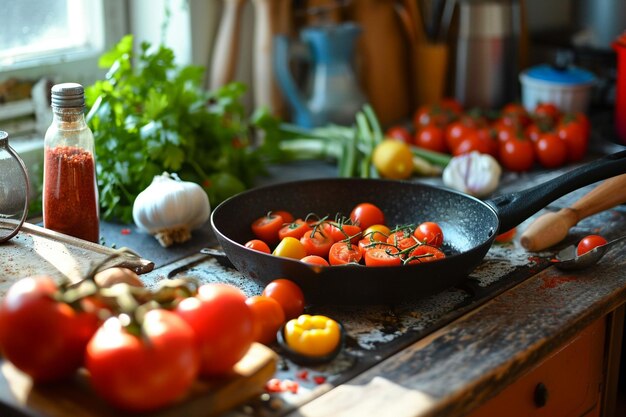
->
(614, 33), (626, 144)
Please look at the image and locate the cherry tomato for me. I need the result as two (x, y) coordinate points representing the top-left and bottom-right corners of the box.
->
(576, 235), (608, 256)
(245, 295), (286, 345)
(474, 126), (499, 157)
(414, 125), (448, 153)
(535, 132), (567, 168)
(363, 224), (391, 242)
(534, 102), (561, 124)
(245, 239), (271, 254)
(328, 241), (363, 265)
(278, 219), (312, 240)
(499, 136), (535, 172)
(413, 222), (444, 248)
(300, 255), (330, 266)
(387, 228), (419, 251)
(364, 247), (402, 267)
(272, 210), (294, 224)
(86, 309), (199, 412)
(386, 126), (413, 144)
(495, 227), (517, 243)
(175, 283), (254, 376)
(453, 132), (494, 156)
(350, 202), (385, 230)
(273, 236), (307, 259)
(0, 276), (101, 383)
(445, 121), (476, 153)
(406, 245), (446, 263)
(413, 103), (457, 128)
(499, 103), (532, 128)
(262, 279), (305, 320)
(322, 222), (362, 243)
(300, 229), (334, 258)
(251, 213), (284, 245)
(556, 118), (587, 163)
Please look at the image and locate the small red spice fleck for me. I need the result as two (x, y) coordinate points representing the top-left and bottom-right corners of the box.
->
(265, 378), (283, 393)
(540, 275), (577, 289)
(313, 375), (327, 385)
(121, 228), (131, 235)
(281, 379), (299, 394)
(296, 370), (309, 380)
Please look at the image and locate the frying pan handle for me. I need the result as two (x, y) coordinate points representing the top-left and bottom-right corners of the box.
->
(488, 150), (626, 233)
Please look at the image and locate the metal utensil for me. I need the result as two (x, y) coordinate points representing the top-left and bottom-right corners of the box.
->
(554, 235), (626, 271)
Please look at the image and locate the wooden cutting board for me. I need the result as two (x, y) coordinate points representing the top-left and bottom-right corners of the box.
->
(0, 342), (277, 417)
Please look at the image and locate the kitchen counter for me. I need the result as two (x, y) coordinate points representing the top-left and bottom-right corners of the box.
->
(2, 138), (625, 417)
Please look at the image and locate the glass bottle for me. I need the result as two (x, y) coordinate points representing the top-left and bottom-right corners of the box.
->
(43, 83), (99, 243)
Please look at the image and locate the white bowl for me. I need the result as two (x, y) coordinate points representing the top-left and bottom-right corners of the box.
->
(519, 64), (596, 113)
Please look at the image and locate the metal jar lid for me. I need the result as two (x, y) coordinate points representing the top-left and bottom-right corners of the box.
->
(51, 82), (86, 108)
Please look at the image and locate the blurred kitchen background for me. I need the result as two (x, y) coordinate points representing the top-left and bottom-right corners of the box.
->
(0, 0), (624, 152)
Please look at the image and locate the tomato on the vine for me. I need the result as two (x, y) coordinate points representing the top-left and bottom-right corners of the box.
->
(350, 202), (385, 230)
(364, 247), (402, 267)
(534, 102), (561, 124)
(245, 239), (271, 254)
(300, 255), (330, 266)
(300, 229), (334, 258)
(556, 118), (588, 162)
(576, 235), (607, 256)
(273, 236), (307, 259)
(406, 245), (446, 263)
(251, 213), (285, 245)
(175, 283), (254, 376)
(445, 121), (476, 153)
(245, 295), (285, 345)
(278, 219), (312, 240)
(535, 132), (567, 168)
(413, 222), (444, 248)
(261, 279), (305, 320)
(387, 228), (418, 251)
(499, 136), (535, 172)
(414, 124), (448, 153)
(328, 241), (363, 265)
(453, 132), (494, 156)
(272, 210), (294, 224)
(86, 309), (199, 412)
(363, 224), (391, 242)
(322, 222), (362, 243)
(0, 276), (101, 383)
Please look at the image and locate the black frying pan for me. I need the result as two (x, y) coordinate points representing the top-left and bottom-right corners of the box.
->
(211, 150), (626, 305)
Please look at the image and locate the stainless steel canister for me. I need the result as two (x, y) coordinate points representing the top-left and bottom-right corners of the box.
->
(454, 0), (519, 109)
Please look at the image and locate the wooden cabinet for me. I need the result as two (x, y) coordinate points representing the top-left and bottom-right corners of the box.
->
(468, 317), (606, 417)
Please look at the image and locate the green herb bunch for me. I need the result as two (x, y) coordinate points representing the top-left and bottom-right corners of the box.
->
(86, 35), (278, 223)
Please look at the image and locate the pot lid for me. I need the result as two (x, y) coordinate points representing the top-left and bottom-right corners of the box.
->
(522, 64), (596, 85)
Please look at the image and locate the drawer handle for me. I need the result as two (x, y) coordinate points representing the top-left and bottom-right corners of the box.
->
(534, 382), (549, 408)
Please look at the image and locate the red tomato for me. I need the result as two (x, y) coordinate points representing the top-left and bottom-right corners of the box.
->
(495, 227), (517, 243)
(413, 222), (444, 248)
(445, 121), (476, 153)
(261, 279), (305, 320)
(525, 123), (544, 143)
(406, 245), (446, 263)
(251, 213), (285, 245)
(300, 229), (334, 257)
(300, 255), (330, 266)
(272, 210), (294, 224)
(556, 118), (588, 163)
(499, 136), (535, 172)
(328, 241), (363, 265)
(0, 276), (101, 383)
(386, 126), (413, 144)
(350, 202), (385, 230)
(245, 295), (286, 345)
(86, 310), (199, 412)
(500, 103), (532, 128)
(474, 126), (499, 157)
(413, 104), (457, 128)
(323, 222), (362, 243)
(493, 121), (517, 144)
(453, 132), (494, 156)
(414, 125), (448, 153)
(534, 102), (561, 124)
(439, 98), (464, 114)
(387, 229), (419, 251)
(576, 235), (608, 256)
(278, 219), (312, 240)
(364, 247), (402, 267)
(175, 283), (254, 376)
(245, 239), (271, 254)
(535, 132), (567, 168)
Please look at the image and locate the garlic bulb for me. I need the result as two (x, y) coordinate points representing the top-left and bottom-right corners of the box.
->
(442, 151), (502, 198)
(132, 172), (210, 247)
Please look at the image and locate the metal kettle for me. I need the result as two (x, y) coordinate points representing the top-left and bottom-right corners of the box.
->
(273, 22), (368, 128)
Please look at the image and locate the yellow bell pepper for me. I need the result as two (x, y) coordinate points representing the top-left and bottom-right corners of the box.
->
(284, 314), (341, 357)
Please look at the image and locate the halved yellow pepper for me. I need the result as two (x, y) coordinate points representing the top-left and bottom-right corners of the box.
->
(284, 314), (341, 357)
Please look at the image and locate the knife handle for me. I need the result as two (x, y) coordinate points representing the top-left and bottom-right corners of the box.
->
(520, 174), (626, 251)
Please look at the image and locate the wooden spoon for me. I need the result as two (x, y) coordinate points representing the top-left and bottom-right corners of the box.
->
(209, 0), (247, 90)
(520, 174), (626, 252)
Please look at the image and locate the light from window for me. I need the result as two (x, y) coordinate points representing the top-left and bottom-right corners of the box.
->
(0, 0), (104, 70)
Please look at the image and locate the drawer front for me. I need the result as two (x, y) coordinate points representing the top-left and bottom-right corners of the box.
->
(468, 317), (606, 417)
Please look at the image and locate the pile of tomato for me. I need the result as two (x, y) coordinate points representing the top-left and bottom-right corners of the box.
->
(386, 99), (590, 172)
(0, 269), (306, 413)
(246, 202), (446, 267)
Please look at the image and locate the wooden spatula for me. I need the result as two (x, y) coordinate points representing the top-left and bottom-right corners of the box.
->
(520, 174), (626, 252)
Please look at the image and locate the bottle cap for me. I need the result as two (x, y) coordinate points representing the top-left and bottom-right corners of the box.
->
(51, 83), (86, 108)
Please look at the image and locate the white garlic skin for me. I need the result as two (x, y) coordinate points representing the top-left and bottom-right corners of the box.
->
(442, 151), (502, 198)
(132, 172), (211, 234)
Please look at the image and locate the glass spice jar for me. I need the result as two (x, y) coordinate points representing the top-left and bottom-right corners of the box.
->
(43, 83), (99, 243)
